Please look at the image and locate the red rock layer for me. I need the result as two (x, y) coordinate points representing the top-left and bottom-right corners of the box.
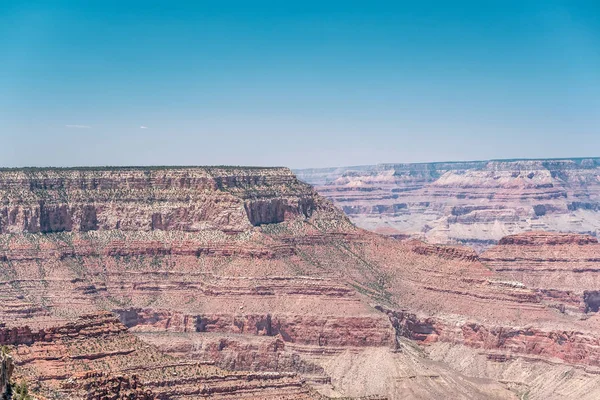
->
(380, 306), (600, 368)
(4, 166), (600, 399)
(135, 332), (326, 378)
(0, 311), (126, 346)
(497, 231), (599, 246)
(295, 158), (600, 247)
(482, 232), (600, 314)
(78, 373), (154, 400)
(5, 312), (317, 400)
(116, 308), (393, 348)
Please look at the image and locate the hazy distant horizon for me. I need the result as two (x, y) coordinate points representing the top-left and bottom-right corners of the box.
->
(1, 155), (599, 172)
(2, 1), (599, 168)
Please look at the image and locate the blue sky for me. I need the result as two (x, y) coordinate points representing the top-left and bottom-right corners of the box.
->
(1, 1), (599, 168)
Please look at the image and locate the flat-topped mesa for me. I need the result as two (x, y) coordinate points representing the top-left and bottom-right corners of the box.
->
(295, 158), (600, 248)
(498, 231), (599, 246)
(0, 167), (342, 234)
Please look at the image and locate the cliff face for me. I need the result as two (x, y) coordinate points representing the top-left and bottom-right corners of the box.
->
(0, 167), (347, 399)
(481, 231), (600, 315)
(3, 312), (315, 400)
(0, 167), (331, 234)
(3, 166), (600, 399)
(295, 158), (600, 248)
(1, 350), (13, 399)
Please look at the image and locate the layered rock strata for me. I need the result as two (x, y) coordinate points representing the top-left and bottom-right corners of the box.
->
(482, 232), (600, 313)
(295, 158), (600, 248)
(3, 312), (316, 399)
(2, 167), (600, 399)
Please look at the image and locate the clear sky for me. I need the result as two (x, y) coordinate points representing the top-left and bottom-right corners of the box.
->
(1, 1), (599, 168)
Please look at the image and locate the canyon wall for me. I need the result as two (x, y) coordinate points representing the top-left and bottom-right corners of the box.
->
(3, 312), (315, 400)
(0, 167), (343, 399)
(295, 158), (600, 248)
(481, 232), (600, 314)
(0, 166), (331, 235)
(2, 166), (600, 399)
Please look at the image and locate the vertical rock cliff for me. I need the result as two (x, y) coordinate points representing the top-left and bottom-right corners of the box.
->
(0, 349), (13, 399)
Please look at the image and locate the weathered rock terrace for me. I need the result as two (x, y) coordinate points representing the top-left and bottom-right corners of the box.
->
(295, 158), (600, 248)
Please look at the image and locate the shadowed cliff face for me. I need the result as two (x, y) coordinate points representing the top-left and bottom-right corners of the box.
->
(295, 158), (600, 249)
(1, 350), (13, 399)
(244, 197), (316, 226)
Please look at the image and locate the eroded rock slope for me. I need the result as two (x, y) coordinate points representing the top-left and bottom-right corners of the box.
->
(295, 158), (600, 248)
(1, 166), (599, 399)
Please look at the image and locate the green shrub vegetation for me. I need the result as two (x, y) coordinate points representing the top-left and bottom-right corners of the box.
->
(10, 381), (33, 400)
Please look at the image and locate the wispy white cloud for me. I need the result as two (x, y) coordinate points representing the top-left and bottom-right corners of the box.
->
(140, 125), (148, 129)
(66, 124), (91, 129)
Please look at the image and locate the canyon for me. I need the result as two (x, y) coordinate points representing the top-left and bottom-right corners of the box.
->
(0, 166), (600, 399)
(295, 158), (600, 249)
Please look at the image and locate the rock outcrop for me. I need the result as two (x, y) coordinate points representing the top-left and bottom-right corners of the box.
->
(0, 167), (347, 399)
(1, 349), (13, 399)
(0, 167), (330, 235)
(3, 166), (600, 399)
(4, 312), (316, 400)
(481, 231), (600, 315)
(295, 158), (600, 248)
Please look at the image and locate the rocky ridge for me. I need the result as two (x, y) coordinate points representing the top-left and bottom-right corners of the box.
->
(295, 158), (600, 248)
(3, 312), (315, 399)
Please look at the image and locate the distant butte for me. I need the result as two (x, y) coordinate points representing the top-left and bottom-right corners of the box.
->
(295, 157), (600, 250)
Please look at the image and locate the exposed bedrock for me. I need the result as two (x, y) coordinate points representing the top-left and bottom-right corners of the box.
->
(378, 305), (600, 368)
(362, 232), (600, 371)
(482, 232), (600, 314)
(3, 313), (317, 400)
(0, 167), (333, 234)
(5, 166), (600, 399)
(426, 342), (600, 400)
(115, 308), (394, 348)
(497, 232), (599, 246)
(0, 311), (127, 346)
(79, 373), (155, 400)
(295, 158), (600, 248)
(136, 332), (327, 378)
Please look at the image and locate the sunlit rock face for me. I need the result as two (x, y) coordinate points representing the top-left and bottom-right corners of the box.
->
(5, 166), (600, 399)
(295, 158), (600, 250)
(0, 166), (325, 234)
